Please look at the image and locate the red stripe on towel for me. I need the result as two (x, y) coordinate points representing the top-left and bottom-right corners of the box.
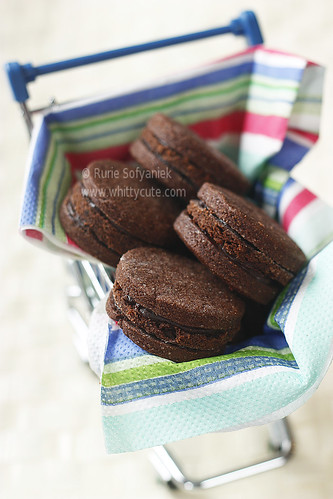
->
(283, 188), (317, 231)
(66, 144), (131, 176)
(190, 111), (288, 140)
(288, 128), (319, 144)
(25, 229), (43, 241)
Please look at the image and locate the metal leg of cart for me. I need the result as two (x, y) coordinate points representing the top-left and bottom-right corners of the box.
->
(65, 260), (113, 362)
(150, 417), (293, 491)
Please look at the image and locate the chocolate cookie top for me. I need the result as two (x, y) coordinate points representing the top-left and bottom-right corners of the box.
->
(198, 183), (306, 273)
(81, 159), (180, 247)
(115, 247), (245, 330)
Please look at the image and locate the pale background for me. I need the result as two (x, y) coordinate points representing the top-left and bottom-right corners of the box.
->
(0, 1), (333, 498)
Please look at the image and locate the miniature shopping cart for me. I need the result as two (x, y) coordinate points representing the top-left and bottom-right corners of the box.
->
(5, 11), (296, 491)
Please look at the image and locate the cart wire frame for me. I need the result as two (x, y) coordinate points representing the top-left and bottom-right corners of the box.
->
(5, 10), (293, 491)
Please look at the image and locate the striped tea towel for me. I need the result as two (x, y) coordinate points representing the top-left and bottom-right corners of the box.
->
(19, 45), (333, 453)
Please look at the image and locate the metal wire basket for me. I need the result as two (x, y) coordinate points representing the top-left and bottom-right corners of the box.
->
(5, 10), (294, 491)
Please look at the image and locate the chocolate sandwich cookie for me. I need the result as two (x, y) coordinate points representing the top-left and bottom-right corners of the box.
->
(106, 247), (245, 363)
(130, 113), (250, 201)
(174, 183), (307, 304)
(60, 160), (181, 267)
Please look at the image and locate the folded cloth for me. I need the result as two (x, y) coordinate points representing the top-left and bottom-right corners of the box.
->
(92, 240), (333, 453)
(19, 44), (333, 454)
(95, 169), (333, 453)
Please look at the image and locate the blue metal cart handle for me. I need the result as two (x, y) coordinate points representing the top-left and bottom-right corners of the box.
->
(5, 10), (263, 104)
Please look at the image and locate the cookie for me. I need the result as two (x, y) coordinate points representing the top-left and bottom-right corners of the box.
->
(60, 160), (181, 267)
(130, 113), (250, 200)
(106, 247), (245, 362)
(231, 300), (272, 344)
(174, 183), (307, 304)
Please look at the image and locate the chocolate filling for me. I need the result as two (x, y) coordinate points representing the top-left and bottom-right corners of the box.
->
(198, 201), (294, 278)
(122, 292), (226, 335)
(113, 297), (221, 353)
(187, 210), (277, 288)
(140, 137), (198, 191)
(66, 198), (120, 256)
